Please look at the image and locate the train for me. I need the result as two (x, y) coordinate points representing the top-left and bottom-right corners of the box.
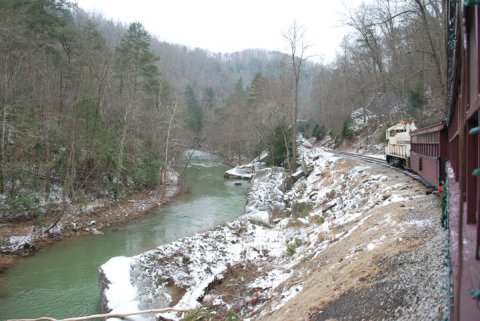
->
(385, 1), (480, 320)
(385, 120), (447, 189)
(385, 120), (417, 168)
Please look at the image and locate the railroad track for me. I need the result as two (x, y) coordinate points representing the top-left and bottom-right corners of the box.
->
(335, 151), (436, 191)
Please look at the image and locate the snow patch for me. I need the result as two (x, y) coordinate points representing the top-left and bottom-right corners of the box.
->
(382, 193), (408, 205)
(249, 269), (292, 290)
(100, 256), (141, 319)
(224, 162), (266, 180)
(351, 108), (376, 129)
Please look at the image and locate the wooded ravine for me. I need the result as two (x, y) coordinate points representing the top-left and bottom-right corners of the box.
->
(0, 0), (445, 222)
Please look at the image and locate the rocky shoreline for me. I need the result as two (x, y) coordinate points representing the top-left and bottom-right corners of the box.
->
(0, 175), (180, 273)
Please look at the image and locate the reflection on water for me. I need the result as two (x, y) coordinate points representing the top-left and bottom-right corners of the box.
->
(0, 152), (248, 320)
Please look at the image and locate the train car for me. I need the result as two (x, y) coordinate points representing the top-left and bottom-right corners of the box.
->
(409, 121), (447, 188)
(383, 3), (480, 319)
(445, 1), (480, 320)
(385, 121), (416, 167)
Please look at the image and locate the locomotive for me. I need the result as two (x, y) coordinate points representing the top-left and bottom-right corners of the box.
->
(385, 120), (417, 168)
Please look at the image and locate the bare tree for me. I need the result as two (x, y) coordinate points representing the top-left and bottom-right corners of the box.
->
(284, 22), (308, 171)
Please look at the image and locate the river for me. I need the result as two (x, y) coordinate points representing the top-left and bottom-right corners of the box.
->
(0, 151), (248, 320)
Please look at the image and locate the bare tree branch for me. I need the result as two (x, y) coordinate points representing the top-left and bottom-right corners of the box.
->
(7, 307), (191, 321)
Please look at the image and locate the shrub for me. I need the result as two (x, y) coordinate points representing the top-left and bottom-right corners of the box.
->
(312, 124), (325, 140)
(132, 155), (163, 189)
(406, 84), (426, 115)
(326, 189), (336, 199)
(294, 238), (302, 247)
(181, 308), (211, 321)
(441, 181), (448, 229)
(286, 238), (303, 257)
(225, 310), (242, 321)
(313, 215), (325, 225)
(293, 202), (312, 218)
(286, 244), (296, 257)
(4, 194), (41, 219)
(341, 119), (353, 139)
(258, 124), (291, 168)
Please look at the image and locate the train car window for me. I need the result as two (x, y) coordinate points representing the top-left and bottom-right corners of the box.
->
(419, 158), (423, 171)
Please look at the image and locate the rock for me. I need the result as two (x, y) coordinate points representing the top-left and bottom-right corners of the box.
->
(291, 169), (304, 182)
(242, 167), (287, 224)
(224, 164), (254, 179)
(98, 264), (111, 313)
(90, 228), (103, 235)
(19, 243), (36, 256)
(302, 141), (313, 149)
(224, 161), (266, 179)
(322, 202), (337, 213)
(0, 254), (18, 272)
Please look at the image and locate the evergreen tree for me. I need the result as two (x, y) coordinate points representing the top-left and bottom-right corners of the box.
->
(114, 22), (161, 184)
(115, 22), (160, 94)
(184, 85), (204, 135)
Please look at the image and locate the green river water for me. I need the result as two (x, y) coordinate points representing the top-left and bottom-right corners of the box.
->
(0, 152), (248, 320)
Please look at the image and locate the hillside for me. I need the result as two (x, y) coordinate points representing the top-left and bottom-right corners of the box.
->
(0, 1), (318, 224)
(98, 139), (447, 320)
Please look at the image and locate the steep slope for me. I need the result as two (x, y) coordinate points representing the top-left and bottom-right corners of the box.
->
(98, 139), (447, 320)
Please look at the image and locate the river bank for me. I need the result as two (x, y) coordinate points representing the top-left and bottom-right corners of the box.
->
(98, 139), (447, 321)
(0, 152), (250, 321)
(0, 173), (180, 273)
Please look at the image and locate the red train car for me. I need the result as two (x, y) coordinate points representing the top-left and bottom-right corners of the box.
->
(410, 122), (448, 188)
(444, 1), (480, 320)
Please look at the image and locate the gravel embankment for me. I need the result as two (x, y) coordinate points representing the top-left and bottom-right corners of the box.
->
(313, 194), (448, 321)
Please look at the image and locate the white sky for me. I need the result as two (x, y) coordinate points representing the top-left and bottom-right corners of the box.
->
(75, 0), (366, 63)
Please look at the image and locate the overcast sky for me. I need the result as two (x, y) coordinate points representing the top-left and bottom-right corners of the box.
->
(75, 0), (366, 63)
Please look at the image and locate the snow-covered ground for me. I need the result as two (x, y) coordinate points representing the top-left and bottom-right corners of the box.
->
(224, 161), (266, 180)
(99, 137), (445, 321)
(100, 166), (290, 320)
(351, 107), (376, 131)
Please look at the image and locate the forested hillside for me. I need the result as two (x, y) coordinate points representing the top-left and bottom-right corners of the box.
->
(0, 0), (299, 220)
(307, 0), (445, 128)
(0, 0), (445, 221)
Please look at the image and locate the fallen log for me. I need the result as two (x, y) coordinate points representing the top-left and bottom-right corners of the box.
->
(322, 202), (336, 213)
(8, 307), (191, 321)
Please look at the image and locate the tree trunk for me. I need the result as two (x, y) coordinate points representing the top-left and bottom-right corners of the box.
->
(44, 125), (51, 201)
(118, 106), (130, 176)
(281, 127), (290, 169)
(414, 0), (446, 96)
(161, 101), (177, 188)
(1, 71), (9, 194)
(10, 307), (191, 321)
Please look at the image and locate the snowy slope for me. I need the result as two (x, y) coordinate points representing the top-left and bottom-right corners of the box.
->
(99, 138), (426, 320)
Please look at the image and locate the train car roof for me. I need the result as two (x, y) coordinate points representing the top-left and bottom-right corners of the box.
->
(386, 121), (416, 132)
(410, 121), (446, 136)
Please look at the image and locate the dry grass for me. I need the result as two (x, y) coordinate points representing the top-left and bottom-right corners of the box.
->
(202, 263), (268, 319)
(165, 278), (187, 306)
(254, 195), (428, 321)
(318, 169), (334, 186)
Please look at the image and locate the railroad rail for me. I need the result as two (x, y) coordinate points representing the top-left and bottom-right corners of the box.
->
(335, 151), (436, 192)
